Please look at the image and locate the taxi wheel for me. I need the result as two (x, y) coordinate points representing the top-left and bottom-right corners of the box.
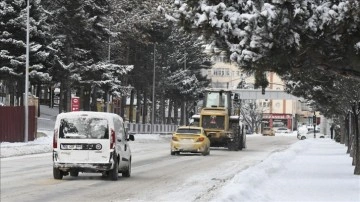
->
(301, 136), (306, 140)
(206, 147), (210, 155)
(202, 146), (210, 156)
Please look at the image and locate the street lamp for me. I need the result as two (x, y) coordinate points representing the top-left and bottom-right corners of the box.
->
(151, 44), (156, 134)
(24, 0), (30, 142)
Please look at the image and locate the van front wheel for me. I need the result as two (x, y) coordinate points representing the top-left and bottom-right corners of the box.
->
(53, 167), (63, 180)
(122, 159), (131, 177)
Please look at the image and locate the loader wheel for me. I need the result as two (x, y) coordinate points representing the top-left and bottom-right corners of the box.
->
(228, 123), (240, 151)
(238, 125), (246, 150)
(238, 134), (243, 150)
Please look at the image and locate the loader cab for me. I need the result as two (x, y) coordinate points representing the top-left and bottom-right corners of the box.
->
(202, 90), (232, 114)
(203, 90), (231, 107)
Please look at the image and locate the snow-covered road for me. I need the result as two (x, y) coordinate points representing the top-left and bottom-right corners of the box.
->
(0, 135), (298, 202)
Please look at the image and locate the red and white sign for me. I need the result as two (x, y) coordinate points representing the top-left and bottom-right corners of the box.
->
(71, 97), (80, 111)
(263, 114), (292, 119)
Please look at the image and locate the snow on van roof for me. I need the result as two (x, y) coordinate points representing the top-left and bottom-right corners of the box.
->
(56, 111), (121, 119)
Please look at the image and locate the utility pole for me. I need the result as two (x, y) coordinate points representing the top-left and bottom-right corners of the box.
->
(151, 44), (156, 134)
(24, 0), (30, 142)
(313, 111), (316, 138)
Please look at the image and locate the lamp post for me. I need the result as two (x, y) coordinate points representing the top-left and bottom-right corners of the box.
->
(24, 0), (30, 142)
(151, 44), (156, 134)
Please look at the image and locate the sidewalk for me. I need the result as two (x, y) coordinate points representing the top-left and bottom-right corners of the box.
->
(213, 139), (360, 202)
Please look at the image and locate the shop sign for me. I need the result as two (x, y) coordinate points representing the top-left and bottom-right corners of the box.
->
(263, 114), (292, 119)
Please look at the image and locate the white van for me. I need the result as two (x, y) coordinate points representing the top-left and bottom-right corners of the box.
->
(52, 111), (134, 181)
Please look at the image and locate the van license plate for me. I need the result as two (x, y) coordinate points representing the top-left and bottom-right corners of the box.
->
(60, 143), (102, 150)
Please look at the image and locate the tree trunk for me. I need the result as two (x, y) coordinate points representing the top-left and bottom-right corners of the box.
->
(36, 85), (41, 116)
(83, 86), (91, 111)
(167, 99), (173, 124)
(340, 119), (346, 144)
(49, 86), (54, 108)
(129, 89), (135, 123)
(349, 113), (354, 156)
(66, 85), (71, 112)
(17, 79), (24, 106)
(120, 95), (126, 119)
(90, 86), (98, 112)
(352, 104), (360, 175)
(180, 101), (185, 125)
(142, 91), (148, 124)
(136, 90), (141, 123)
(59, 81), (65, 113)
(9, 80), (15, 106)
(160, 93), (165, 124)
(174, 101), (178, 125)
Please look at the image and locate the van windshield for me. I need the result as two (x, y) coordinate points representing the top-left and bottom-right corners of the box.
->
(59, 117), (109, 139)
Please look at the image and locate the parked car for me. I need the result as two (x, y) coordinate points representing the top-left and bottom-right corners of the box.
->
(297, 130), (327, 140)
(171, 126), (210, 156)
(52, 111), (134, 181)
(275, 127), (291, 133)
(262, 127), (275, 136)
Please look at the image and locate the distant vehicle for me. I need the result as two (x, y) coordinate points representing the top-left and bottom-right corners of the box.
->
(171, 126), (210, 156)
(262, 127), (275, 136)
(0, 102), (4, 106)
(275, 127), (291, 133)
(297, 130), (326, 140)
(52, 111), (134, 180)
(307, 125), (320, 131)
(307, 128), (320, 133)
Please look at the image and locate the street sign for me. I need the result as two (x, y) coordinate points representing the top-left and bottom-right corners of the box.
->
(71, 97), (80, 111)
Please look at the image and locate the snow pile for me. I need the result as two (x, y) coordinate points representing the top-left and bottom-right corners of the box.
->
(0, 136), (53, 158)
(212, 140), (306, 201)
(212, 139), (360, 202)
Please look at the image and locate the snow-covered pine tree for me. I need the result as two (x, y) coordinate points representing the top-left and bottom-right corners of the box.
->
(0, 0), (52, 105)
(170, 1), (360, 78)
(161, 27), (211, 125)
(44, 0), (126, 112)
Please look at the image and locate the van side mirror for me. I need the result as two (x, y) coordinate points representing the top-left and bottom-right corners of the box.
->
(128, 134), (135, 141)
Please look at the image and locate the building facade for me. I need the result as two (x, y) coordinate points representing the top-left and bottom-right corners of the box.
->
(202, 52), (319, 132)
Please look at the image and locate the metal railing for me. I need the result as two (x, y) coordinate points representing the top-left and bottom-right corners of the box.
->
(126, 123), (177, 134)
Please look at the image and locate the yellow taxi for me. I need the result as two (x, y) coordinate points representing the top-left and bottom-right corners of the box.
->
(170, 126), (210, 156)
